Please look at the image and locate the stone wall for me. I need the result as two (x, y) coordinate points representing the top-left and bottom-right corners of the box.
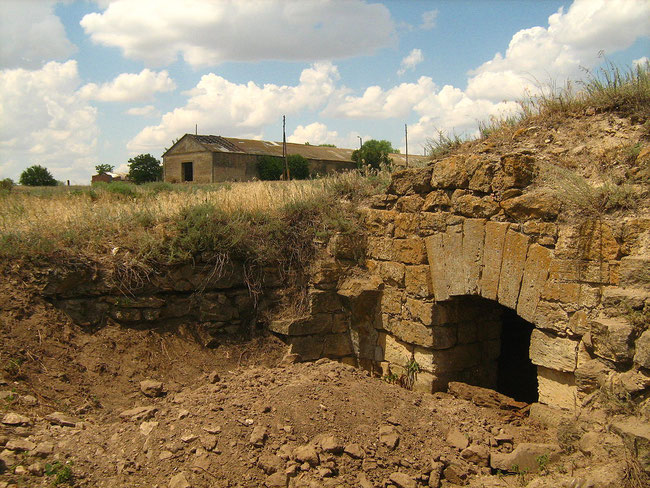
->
(273, 152), (650, 412)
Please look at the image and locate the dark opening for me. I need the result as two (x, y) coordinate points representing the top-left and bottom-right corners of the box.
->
(182, 162), (193, 182)
(497, 307), (538, 403)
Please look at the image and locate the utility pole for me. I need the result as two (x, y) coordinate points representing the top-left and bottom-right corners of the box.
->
(405, 124), (409, 168)
(283, 115), (290, 180)
(195, 124), (197, 135)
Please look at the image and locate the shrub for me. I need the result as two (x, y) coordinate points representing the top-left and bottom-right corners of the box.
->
(0, 178), (13, 191)
(127, 154), (162, 184)
(287, 154), (310, 179)
(19, 165), (57, 186)
(257, 155), (284, 180)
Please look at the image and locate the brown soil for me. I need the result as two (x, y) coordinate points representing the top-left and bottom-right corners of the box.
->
(0, 276), (636, 488)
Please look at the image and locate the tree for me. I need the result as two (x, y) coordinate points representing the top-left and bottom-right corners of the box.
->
(127, 154), (162, 184)
(19, 165), (57, 186)
(95, 164), (114, 175)
(351, 139), (397, 170)
(256, 155), (284, 181)
(287, 154), (310, 179)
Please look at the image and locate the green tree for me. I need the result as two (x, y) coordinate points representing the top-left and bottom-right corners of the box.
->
(256, 155), (284, 180)
(351, 139), (397, 169)
(19, 165), (57, 186)
(95, 164), (114, 175)
(127, 154), (162, 184)
(287, 154), (310, 179)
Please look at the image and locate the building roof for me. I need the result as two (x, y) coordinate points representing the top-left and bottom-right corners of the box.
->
(165, 133), (429, 167)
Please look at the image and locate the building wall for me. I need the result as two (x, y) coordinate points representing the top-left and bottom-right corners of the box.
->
(164, 152), (213, 183)
(212, 153), (258, 181)
(309, 159), (357, 176)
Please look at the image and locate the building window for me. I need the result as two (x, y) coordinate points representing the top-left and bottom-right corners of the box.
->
(182, 162), (193, 182)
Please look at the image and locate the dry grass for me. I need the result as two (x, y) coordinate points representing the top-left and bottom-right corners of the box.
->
(0, 170), (390, 266)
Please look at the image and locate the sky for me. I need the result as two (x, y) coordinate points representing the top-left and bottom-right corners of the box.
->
(0, 0), (648, 184)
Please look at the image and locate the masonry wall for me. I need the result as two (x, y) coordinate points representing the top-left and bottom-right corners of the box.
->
(164, 152), (214, 183)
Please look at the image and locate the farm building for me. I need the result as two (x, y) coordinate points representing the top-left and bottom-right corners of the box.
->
(162, 134), (426, 183)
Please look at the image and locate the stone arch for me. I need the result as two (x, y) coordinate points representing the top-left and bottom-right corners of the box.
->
(418, 219), (579, 408)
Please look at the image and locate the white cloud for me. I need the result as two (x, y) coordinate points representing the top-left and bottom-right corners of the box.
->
(80, 69), (176, 102)
(126, 105), (158, 117)
(420, 10), (438, 30)
(128, 62), (341, 154)
(466, 0), (650, 101)
(0, 0), (76, 69)
(288, 122), (338, 145)
(634, 56), (649, 67)
(81, 0), (396, 67)
(0, 61), (98, 182)
(398, 48), (424, 76)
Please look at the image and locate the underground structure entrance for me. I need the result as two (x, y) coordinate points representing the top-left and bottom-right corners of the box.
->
(449, 296), (538, 403)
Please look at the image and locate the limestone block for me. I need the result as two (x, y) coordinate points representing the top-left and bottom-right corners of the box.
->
(393, 213), (419, 239)
(394, 238), (428, 264)
(388, 167), (433, 195)
(529, 329), (578, 372)
(533, 301), (569, 334)
(381, 287), (403, 315)
(323, 333), (354, 358)
(492, 153), (536, 191)
(568, 310), (590, 336)
(385, 317), (456, 349)
(422, 190), (451, 211)
(404, 298), (435, 325)
(479, 222), (510, 300)
(462, 218), (486, 295)
(634, 330), (650, 369)
(590, 317), (634, 363)
(500, 189), (561, 221)
(366, 237), (393, 261)
(404, 265), (433, 298)
(428, 344), (481, 373)
(443, 226), (465, 296)
(309, 290), (343, 314)
(577, 219), (620, 261)
(380, 333), (413, 366)
(363, 209), (397, 237)
(574, 359), (613, 395)
(497, 229), (530, 309)
(490, 442), (561, 473)
(269, 315), (331, 336)
(288, 336), (323, 361)
(412, 370), (435, 394)
(452, 194), (499, 219)
(549, 258), (618, 285)
(430, 155), (478, 189)
(425, 234), (450, 301)
(418, 212), (452, 235)
(468, 161), (495, 192)
(619, 256), (650, 289)
(396, 194), (424, 213)
(602, 286), (650, 314)
(376, 261), (406, 287)
(537, 366), (577, 410)
(611, 418), (650, 473)
(523, 221), (558, 238)
(517, 243), (552, 322)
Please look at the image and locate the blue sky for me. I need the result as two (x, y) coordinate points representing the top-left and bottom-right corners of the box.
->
(1, 0), (648, 184)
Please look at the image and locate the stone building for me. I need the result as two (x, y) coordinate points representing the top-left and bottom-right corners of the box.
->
(162, 134), (425, 183)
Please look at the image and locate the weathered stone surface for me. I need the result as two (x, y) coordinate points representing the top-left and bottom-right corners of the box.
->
(404, 265), (433, 298)
(490, 443), (560, 473)
(384, 318), (456, 349)
(444, 226), (465, 296)
(394, 238), (428, 264)
(517, 243), (552, 322)
(379, 425), (400, 450)
(480, 222), (510, 300)
(453, 194), (499, 218)
(140, 380), (165, 398)
(320, 435), (344, 453)
(249, 425), (267, 447)
(548, 258), (618, 285)
(618, 256), (650, 289)
(492, 153), (536, 191)
(462, 218), (486, 295)
(577, 220), (620, 261)
(500, 189), (561, 221)
(446, 427), (469, 449)
(169, 472), (191, 488)
(425, 234), (450, 301)
(590, 317), (634, 363)
(396, 194), (425, 213)
(422, 190), (451, 211)
(634, 329), (650, 369)
(381, 287), (403, 315)
(288, 335), (323, 361)
(448, 382), (524, 409)
(460, 444), (489, 467)
(611, 418), (650, 473)
(367, 237), (393, 261)
(388, 167), (433, 195)
(389, 472), (416, 488)
(344, 443), (365, 459)
(380, 333), (413, 366)
(323, 333), (354, 357)
(533, 301), (569, 334)
(293, 445), (319, 466)
(430, 155), (481, 189)
(269, 315), (331, 336)
(374, 260), (406, 287)
(394, 213), (419, 238)
(529, 329), (577, 372)
(537, 366), (577, 410)
(45, 411), (80, 427)
(497, 229), (530, 309)
(119, 406), (157, 421)
(574, 359), (612, 395)
(529, 402), (571, 427)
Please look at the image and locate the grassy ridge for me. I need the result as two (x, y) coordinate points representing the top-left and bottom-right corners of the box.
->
(0, 171), (390, 271)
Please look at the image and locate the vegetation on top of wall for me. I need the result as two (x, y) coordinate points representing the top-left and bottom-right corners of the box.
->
(0, 169), (390, 290)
